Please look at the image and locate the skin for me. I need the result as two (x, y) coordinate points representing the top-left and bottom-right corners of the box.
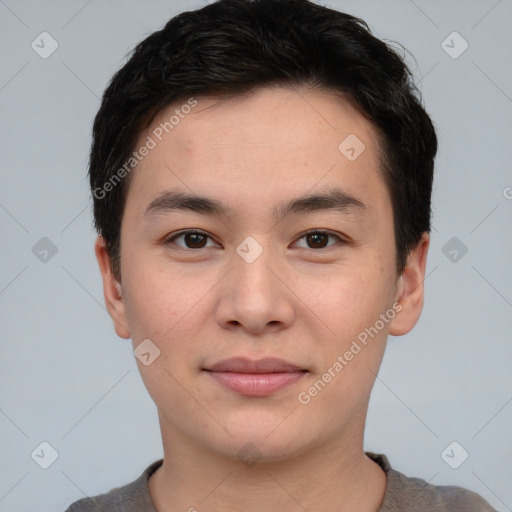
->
(95, 85), (429, 512)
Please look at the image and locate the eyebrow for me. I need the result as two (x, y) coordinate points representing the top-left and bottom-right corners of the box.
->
(143, 188), (366, 220)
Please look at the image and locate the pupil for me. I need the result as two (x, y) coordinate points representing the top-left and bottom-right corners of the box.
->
(186, 233), (206, 248)
(307, 233), (327, 248)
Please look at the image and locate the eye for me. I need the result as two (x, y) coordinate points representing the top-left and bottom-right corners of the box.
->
(293, 230), (344, 249)
(164, 230), (219, 249)
(164, 229), (345, 250)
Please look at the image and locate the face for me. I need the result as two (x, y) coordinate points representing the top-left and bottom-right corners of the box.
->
(96, 86), (428, 461)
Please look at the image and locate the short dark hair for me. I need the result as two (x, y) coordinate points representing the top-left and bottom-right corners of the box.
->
(89, 0), (437, 280)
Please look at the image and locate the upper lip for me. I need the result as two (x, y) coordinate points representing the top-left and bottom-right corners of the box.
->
(205, 357), (305, 373)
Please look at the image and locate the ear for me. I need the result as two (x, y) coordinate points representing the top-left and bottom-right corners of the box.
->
(94, 236), (131, 339)
(388, 232), (430, 336)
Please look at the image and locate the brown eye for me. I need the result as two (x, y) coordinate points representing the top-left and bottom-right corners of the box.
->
(293, 230), (342, 249)
(183, 232), (207, 248)
(306, 232), (329, 248)
(166, 230), (218, 249)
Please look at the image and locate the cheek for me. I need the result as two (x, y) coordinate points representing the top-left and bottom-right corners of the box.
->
(294, 269), (392, 412)
(120, 261), (205, 400)
(294, 263), (391, 337)
(120, 254), (225, 386)
(121, 251), (208, 341)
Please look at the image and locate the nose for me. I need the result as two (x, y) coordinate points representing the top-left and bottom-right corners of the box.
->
(214, 243), (295, 335)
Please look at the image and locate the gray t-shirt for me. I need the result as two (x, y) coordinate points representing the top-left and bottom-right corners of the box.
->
(65, 452), (497, 511)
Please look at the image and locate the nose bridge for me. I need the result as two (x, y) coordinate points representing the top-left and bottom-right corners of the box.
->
(215, 236), (295, 333)
(233, 239), (277, 304)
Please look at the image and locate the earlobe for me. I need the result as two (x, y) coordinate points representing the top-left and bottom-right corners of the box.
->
(388, 233), (430, 337)
(94, 236), (131, 339)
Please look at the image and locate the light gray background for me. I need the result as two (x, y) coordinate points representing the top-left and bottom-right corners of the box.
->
(1, 1), (511, 510)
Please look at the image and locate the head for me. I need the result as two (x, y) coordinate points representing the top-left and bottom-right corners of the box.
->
(93, 0), (436, 462)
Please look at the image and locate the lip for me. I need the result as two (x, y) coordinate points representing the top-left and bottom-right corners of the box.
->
(206, 357), (305, 373)
(203, 357), (307, 396)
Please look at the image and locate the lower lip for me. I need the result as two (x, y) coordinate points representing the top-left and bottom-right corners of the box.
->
(205, 371), (306, 396)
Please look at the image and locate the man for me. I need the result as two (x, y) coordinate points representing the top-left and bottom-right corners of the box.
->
(66, 0), (496, 510)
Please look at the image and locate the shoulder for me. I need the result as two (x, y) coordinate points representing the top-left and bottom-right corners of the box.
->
(64, 460), (163, 512)
(366, 452), (497, 512)
(393, 470), (497, 511)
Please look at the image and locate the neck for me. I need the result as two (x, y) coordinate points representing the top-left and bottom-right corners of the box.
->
(149, 411), (387, 512)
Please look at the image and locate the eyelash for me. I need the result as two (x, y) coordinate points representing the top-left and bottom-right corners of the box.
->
(163, 229), (346, 250)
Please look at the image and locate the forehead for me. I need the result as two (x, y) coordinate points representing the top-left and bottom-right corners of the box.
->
(126, 86), (387, 218)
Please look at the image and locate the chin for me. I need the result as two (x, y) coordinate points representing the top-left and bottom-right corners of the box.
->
(203, 420), (313, 463)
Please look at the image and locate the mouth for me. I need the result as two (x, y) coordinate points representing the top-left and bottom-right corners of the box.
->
(203, 357), (308, 396)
